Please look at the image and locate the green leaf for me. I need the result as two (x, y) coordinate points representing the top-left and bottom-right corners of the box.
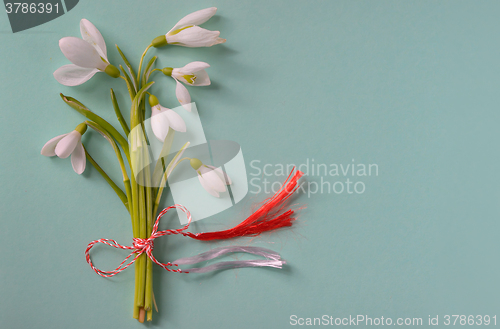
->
(84, 145), (129, 212)
(119, 65), (137, 99)
(130, 81), (154, 128)
(60, 93), (130, 164)
(116, 44), (138, 91)
(142, 56), (157, 86)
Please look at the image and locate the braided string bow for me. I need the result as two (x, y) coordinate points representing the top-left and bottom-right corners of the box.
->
(85, 204), (195, 277)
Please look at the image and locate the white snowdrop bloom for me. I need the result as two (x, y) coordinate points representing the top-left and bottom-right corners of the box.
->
(190, 158), (232, 197)
(162, 61), (211, 111)
(41, 123), (87, 174)
(149, 94), (186, 142)
(152, 8), (226, 48)
(54, 19), (119, 86)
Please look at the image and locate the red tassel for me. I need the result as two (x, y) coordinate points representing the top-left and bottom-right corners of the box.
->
(184, 169), (304, 241)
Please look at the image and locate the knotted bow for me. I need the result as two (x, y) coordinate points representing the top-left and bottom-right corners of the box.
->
(85, 204), (196, 277)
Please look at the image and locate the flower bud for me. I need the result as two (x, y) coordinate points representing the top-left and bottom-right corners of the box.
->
(152, 35), (168, 48)
(162, 67), (173, 76)
(104, 64), (120, 78)
(190, 158), (202, 170)
(148, 94), (159, 107)
(75, 122), (88, 135)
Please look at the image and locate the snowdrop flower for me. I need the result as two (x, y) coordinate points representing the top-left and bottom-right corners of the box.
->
(54, 19), (120, 86)
(41, 123), (87, 174)
(162, 61), (210, 111)
(149, 94), (187, 142)
(190, 158), (232, 197)
(151, 7), (226, 48)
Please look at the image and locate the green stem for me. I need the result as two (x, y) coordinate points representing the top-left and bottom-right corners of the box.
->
(130, 82), (155, 128)
(133, 264), (140, 319)
(137, 44), (153, 84)
(129, 83), (154, 315)
(151, 130), (175, 192)
(128, 51), (156, 320)
(84, 146), (129, 211)
(144, 257), (153, 312)
(130, 87), (155, 314)
(169, 157), (191, 173)
(84, 120), (131, 206)
(144, 154), (153, 312)
(110, 88), (130, 136)
(142, 57), (158, 86)
(119, 71), (136, 101)
(153, 143), (190, 217)
(131, 171), (140, 314)
(137, 177), (147, 308)
(136, 254), (146, 308)
(130, 175), (140, 237)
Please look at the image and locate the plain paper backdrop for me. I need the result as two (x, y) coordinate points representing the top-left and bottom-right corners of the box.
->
(1, 1), (499, 328)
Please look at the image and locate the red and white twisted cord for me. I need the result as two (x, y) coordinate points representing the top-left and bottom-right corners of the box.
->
(85, 204), (194, 277)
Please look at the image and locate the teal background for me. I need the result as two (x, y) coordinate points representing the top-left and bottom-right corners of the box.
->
(1, 0), (499, 328)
